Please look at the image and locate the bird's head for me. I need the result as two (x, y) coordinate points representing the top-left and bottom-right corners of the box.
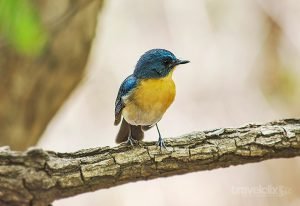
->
(133, 49), (189, 79)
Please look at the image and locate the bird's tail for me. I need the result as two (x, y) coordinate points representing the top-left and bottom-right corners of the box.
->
(116, 119), (144, 143)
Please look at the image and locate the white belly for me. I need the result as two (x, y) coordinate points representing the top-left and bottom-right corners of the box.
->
(122, 103), (164, 125)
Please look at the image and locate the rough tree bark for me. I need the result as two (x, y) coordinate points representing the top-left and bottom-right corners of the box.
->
(0, 119), (300, 206)
(0, 0), (103, 150)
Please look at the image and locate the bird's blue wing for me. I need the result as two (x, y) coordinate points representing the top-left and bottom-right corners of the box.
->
(114, 75), (138, 125)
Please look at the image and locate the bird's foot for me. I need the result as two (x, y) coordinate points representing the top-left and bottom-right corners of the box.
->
(156, 137), (167, 150)
(126, 136), (139, 147)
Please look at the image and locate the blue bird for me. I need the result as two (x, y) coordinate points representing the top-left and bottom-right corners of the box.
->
(114, 49), (189, 148)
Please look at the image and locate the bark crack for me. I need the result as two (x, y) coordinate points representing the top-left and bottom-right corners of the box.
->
(0, 119), (300, 205)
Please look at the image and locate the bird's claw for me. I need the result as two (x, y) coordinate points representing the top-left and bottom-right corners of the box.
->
(126, 136), (140, 147)
(156, 137), (167, 150)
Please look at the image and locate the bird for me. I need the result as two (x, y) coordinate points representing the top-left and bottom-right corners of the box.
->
(114, 48), (189, 148)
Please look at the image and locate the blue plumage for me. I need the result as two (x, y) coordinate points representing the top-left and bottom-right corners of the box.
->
(114, 75), (138, 125)
(134, 49), (177, 79)
(114, 48), (189, 147)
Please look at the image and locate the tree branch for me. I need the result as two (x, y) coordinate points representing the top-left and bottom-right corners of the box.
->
(1, 119), (300, 206)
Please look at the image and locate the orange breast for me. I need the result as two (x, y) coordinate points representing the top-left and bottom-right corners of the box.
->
(122, 72), (176, 125)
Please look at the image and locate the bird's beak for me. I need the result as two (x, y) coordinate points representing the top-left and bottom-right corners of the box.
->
(175, 59), (190, 65)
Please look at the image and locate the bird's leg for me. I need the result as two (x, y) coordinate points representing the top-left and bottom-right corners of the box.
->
(155, 123), (167, 149)
(126, 125), (139, 147)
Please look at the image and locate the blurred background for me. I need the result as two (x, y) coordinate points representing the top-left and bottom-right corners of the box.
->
(1, 0), (300, 205)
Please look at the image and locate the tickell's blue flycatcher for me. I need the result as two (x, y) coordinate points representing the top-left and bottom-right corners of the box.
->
(114, 49), (189, 148)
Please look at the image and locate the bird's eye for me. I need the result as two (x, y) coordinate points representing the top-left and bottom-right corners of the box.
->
(163, 59), (171, 65)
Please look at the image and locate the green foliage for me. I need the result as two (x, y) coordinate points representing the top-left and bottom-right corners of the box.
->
(0, 0), (47, 56)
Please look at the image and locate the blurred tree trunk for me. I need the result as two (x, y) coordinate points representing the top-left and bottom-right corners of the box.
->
(0, 0), (103, 150)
